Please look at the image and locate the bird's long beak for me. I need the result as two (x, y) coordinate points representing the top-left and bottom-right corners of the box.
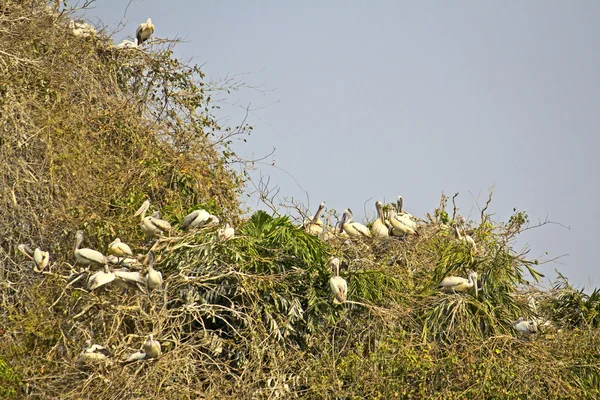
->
(474, 276), (478, 299)
(134, 201), (149, 217)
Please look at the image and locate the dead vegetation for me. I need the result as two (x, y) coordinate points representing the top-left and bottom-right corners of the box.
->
(1, 1), (600, 399)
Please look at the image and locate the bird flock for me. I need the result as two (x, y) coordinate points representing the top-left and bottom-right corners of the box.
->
(17, 199), (232, 364)
(25, 12), (537, 362)
(301, 195), (537, 336)
(67, 16), (155, 50)
(17, 189), (539, 366)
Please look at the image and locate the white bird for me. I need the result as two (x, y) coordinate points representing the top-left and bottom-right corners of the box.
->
(511, 317), (538, 337)
(17, 244), (50, 272)
(136, 18), (154, 45)
(33, 248), (50, 271)
(134, 200), (172, 238)
(303, 202), (325, 236)
(438, 271), (478, 297)
(77, 340), (110, 363)
(107, 255), (138, 267)
(453, 225), (477, 251)
(108, 238), (133, 262)
(329, 257), (347, 305)
(143, 334), (162, 358)
(371, 201), (389, 239)
(117, 38), (138, 48)
(124, 351), (147, 363)
(87, 265), (116, 291)
(145, 251), (163, 291)
(74, 230), (108, 267)
(217, 223), (235, 241)
(393, 195), (418, 231)
(68, 20), (96, 38)
(113, 268), (147, 292)
(181, 209), (219, 231)
(340, 209), (371, 237)
(388, 207), (417, 237)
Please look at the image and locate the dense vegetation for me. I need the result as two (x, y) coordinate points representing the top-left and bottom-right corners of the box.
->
(1, 1), (599, 398)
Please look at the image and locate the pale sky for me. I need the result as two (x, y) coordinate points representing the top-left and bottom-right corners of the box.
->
(84, 1), (600, 289)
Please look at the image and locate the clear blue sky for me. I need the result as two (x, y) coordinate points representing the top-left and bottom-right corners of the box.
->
(83, 1), (600, 289)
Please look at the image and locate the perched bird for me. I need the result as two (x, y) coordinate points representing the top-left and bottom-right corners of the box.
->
(108, 238), (133, 263)
(303, 202), (326, 236)
(217, 223), (235, 241)
(394, 195), (418, 230)
(438, 271), (478, 297)
(77, 340), (110, 363)
(512, 317), (538, 337)
(143, 334), (162, 358)
(340, 209), (371, 237)
(388, 207), (417, 237)
(113, 268), (147, 293)
(87, 265), (116, 291)
(328, 257), (347, 305)
(68, 20), (96, 38)
(453, 225), (477, 251)
(145, 251), (163, 291)
(17, 244), (49, 272)
(107, 255), (138, 268)
(181, 209), (219, 231)
(74, 230), (108, 268)
(134, 200), (172, 238)
(117, 38), (138, 48)
(371, 201), (389, 239)
(136, 18), (154, 45)
(124, 334), (161, 363)
(33, 248), (50, 271)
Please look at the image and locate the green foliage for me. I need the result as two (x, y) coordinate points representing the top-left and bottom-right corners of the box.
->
(0, 358), (20, 399)
(552, 274), (600, 328)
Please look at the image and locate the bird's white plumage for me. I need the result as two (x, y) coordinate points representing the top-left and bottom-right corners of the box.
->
(134, 200), (171, 237)
(438, 271), (478, 295)
(182, 209), (211, 230)
(303, 202), (325, 236)
(88, 265), (116, 290)
(108, 238), (133, 258)
(143, 334), (162, 358)
(512, 317), (538, 336)
(328, 258), (347, 305)
(136, 18), (154, 45)
(341, 210), (371, 237)
(371, 201), (389, 238)
(145, 251), (163, 291)
(74, 231), (107, 267)
(218, 223), (235, 241)
(33, 248), (50, 271)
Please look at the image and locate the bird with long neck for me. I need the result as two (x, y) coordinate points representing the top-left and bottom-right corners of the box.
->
(74, 230), (107, 268)
(18, 244), (50, 272)
(134, 200), (171, 238)
(145, 251), (163, 292)
(394, 195), (417, 230)
(453, 224), (477, 251)
(304, 202), (326, 236)
(340, 209), (371, 237)
(328, 257), (347, 304)
(371, 201), (390, 238)
(136, 18), (154, 45)
(438, 271), (478, 298)
(388, 207), (417, 237)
